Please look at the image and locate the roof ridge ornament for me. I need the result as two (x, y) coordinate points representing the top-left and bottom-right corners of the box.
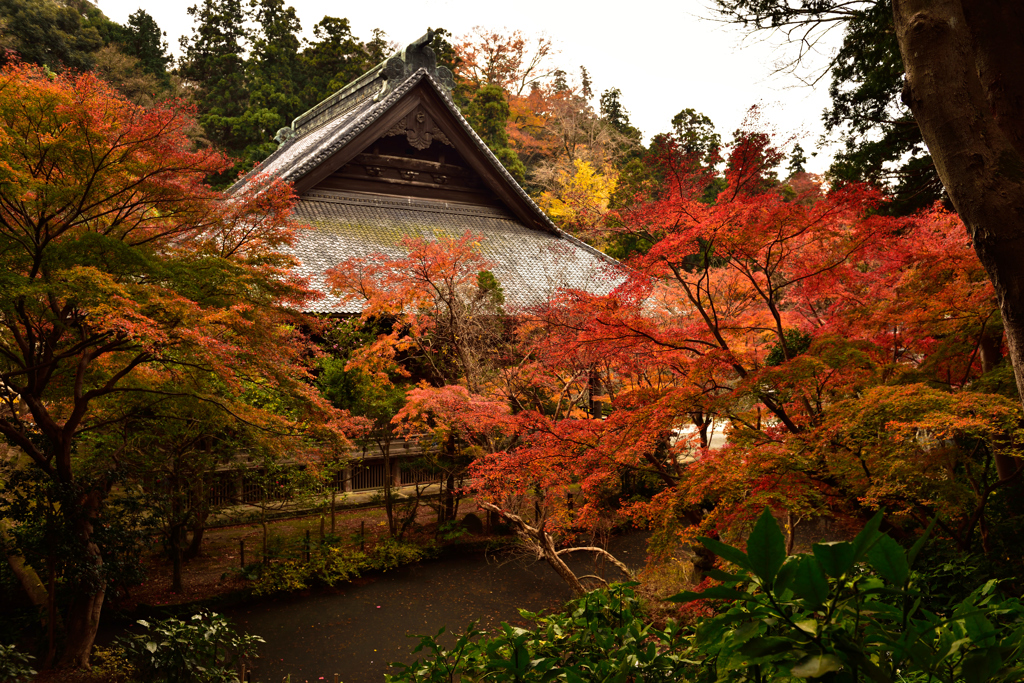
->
(377, 28), (455, 100)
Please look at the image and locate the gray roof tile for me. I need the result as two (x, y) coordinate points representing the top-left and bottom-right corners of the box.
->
(293, 191), (621, 314)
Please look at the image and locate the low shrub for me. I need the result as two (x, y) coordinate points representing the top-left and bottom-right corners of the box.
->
(0, 643), (36, 683)
(252, 538), (425, 595)
(118, 609), (262, 683)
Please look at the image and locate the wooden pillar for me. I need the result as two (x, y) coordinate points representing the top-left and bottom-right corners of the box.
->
(342, 466), (352, 493)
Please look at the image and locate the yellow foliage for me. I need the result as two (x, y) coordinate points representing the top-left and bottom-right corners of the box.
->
(537, 158), (617, 232)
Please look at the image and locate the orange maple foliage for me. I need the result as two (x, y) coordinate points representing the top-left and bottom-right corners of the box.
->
(0, 62), (359, 667)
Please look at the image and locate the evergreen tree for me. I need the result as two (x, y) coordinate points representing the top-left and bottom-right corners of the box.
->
(240, 0), (305, 163)
(823, 2), (941, 215)
(116, 9), (172, 83)
(465, 84), (527, 185)
(299, 16), (369, 108)
(178, 0), (249, 175)
(671, 107), (720, 164)
(599, 88), (642, 144)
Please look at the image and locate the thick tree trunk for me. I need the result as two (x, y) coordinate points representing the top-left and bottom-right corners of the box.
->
(58, 490), (106, 669)
(892, 0), (1024, 481)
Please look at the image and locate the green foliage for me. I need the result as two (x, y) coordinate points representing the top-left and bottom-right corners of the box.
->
(391, 512), (1024, 683)
(0, 0), (114, 71)
(251, 537), (426, 595)
(673, 107), (721, 164)
(89, 645), (137, 682)
(466, 84), (526, 184)
(765, 329), (813, 366)
(387, 584), (691, 682)
(118, 610), (262, 683)
(600, 87), (643, 144)
(115, 9), (172, 82)
(299, 16), (368, 107)
(0, 643), (36, 683)
(477, 269), (505, 306)
(823, 2), (941, 215)
(252, 544), (364, 595)
(368, 535), (427, 571)
(671, 509), (1024, 683)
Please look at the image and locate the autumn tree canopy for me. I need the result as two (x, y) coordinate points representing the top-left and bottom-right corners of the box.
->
(0, 62), (355, 668)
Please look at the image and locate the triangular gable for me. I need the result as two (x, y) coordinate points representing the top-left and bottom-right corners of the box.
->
(293, 81), (509, 211)
(231, 31), (560, 235)
(292, 74), (557, 234)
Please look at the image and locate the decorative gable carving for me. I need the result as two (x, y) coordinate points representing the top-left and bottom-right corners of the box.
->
(384, 108), (453, 150)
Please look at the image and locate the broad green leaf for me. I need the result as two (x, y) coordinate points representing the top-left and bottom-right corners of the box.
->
(964, 613), (997, 646)
(739, 636), (797, 657)
(145, 641), (158, 653)
(775, 557), (800, 595)
(794, 619), (817, 635)
(746, 508), (787, 586)
(698, 536), (752, 571)
(813, 542), (856, 579)
(791, 654), (843, 678)
(961, 650), (1001, 683)
(866, 534), (909, 586)
(907, 516), (937, 568)
(705, 567), (745, 582)
(851, 511), (884, 561)
(791, 557), (829, 608)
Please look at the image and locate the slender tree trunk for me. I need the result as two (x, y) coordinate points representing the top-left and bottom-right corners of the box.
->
(892, 0), (1024, 481)
(184, 516), (206, 561)
(45, 558), (57, 669)
(170, 523), (183, 593)
(480, 503), (631, 598)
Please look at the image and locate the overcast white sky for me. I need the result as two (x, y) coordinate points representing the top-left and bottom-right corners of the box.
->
(95, 0), (843, 172)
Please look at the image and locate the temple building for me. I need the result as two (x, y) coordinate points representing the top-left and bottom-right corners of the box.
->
(229, 29), (619, 314)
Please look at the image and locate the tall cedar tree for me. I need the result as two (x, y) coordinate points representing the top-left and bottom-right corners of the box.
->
(116, 9), (172, 83)
(178, 0), (250, 165)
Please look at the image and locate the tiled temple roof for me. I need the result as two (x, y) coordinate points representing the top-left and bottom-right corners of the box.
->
(230, 30), (623, 314)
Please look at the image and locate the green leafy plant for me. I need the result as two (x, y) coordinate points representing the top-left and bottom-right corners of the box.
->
(387, 584), (690, 682)
(366, 536), (426, 572)
(252, 545), (365, 596)
(0, 643), (36, 683)
(118, 609), (262, 683)
(671, 509), (1024, 683)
